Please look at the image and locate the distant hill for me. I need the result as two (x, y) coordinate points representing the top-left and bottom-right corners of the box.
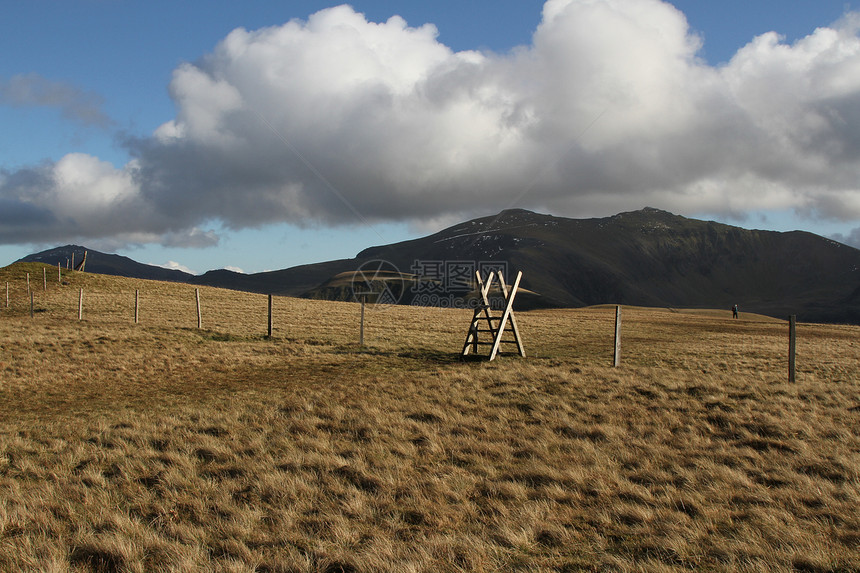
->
(17, 208), (860, 324)
(18, 244), (350, 296)
(21, 245), (195, 283)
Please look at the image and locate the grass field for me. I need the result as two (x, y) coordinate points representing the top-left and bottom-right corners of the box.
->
(1, 263), (859, 572)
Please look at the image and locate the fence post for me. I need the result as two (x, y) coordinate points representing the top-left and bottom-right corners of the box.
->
(613, 305), (622, 367)
(788, 315), (796, 383)
(58, 262), (62, 283)
(196, 289), (202, 329)
(43, 268), (47, 291)
(135, 289), (140, 324)
(267, 294), (273, 338)
(26, 273), (30, 297)
(78, 288), (83, 320)
(360, 296), (366, 346)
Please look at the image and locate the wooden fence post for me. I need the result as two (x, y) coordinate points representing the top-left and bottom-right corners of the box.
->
(196, 289), (202, 329)
(135, 289), (140, 324)
(26, 273), (30, 297)
(613, 305), (622, 367)
(43, 268), (47, 291)
(360, 296), (366, 346)
(267, 294), (273, 338)
(58, 262), (62, 283)
(788, 315), (797, 383)
(78, 288), (83, 320)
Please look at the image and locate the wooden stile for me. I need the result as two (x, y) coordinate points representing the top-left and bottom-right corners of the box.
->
(75, 251), (87, 272)
(461, 270), (526, 361)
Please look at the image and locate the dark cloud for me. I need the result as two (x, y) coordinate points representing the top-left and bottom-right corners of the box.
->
(0, 198), (56, 230)
(162, 227), (220, 249)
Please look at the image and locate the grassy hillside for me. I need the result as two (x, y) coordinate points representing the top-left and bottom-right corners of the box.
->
(1, 263), (859, 572)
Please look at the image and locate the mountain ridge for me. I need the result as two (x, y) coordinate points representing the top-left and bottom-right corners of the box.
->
(16, 208), (860, 324)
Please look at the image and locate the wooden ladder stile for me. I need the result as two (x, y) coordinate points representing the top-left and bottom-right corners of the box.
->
(491, 270), (526, 360)
(462, 269), (495, 356)
(461, 270), (526, 361)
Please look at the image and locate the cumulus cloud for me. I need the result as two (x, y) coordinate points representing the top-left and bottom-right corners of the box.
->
(0, 73), (114, 127)
(0, 153), (153, 243)
(2, 0), (860, 247)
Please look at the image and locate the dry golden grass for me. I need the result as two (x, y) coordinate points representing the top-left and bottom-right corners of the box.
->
(1, 262), (859, 572)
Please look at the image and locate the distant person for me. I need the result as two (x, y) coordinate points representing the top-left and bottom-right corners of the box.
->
(732, 304), (739, 319)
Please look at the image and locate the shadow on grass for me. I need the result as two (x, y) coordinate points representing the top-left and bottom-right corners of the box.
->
(398, 348), (527, 364)
(331, 345), (468, 365)
(399, 348), (471, 364)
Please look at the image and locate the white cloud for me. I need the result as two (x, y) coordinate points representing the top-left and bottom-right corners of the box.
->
(154, 260), (196, 275)
(2, 1), (860, 247)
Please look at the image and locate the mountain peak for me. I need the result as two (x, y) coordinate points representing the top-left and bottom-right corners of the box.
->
(614, 206), (678, 219)
(498, 208), (538, 217)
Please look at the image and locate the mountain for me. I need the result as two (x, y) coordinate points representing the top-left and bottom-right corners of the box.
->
(17, 208), (860, 324)
(17, 244), (351, 295)
(20, 245), (195, 283)
(304, 208), (860, 324)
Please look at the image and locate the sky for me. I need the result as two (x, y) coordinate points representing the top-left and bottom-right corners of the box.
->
(2, 0), (859, 274)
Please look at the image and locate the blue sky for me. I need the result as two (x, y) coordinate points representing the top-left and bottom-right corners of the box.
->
(2, 0), (859, 273)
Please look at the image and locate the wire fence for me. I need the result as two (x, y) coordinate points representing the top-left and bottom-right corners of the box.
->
(3, 264), (857, 380)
